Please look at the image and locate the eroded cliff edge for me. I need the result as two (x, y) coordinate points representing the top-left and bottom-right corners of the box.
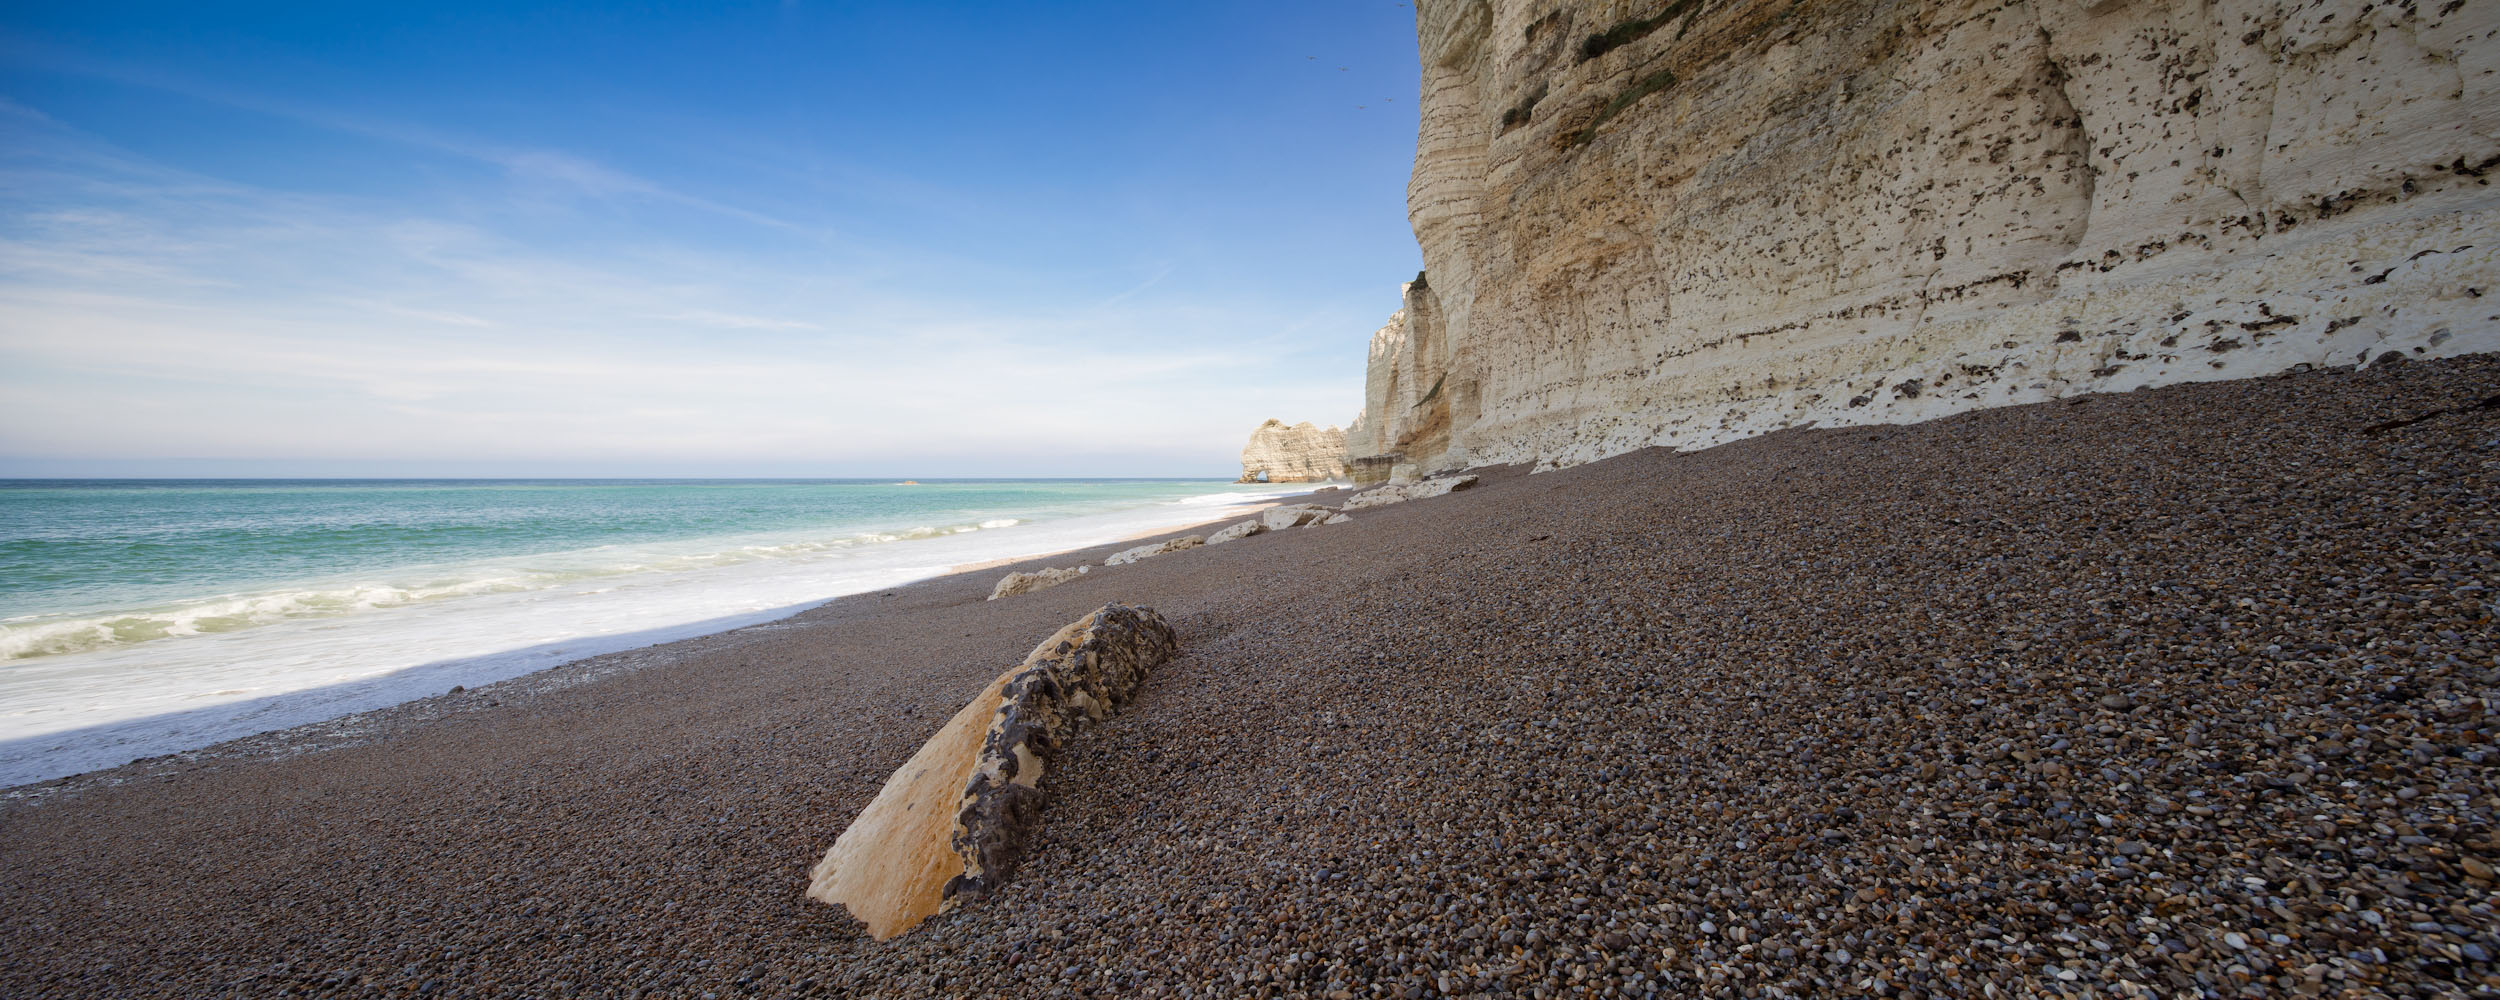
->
(1350, 0), (2500, 481)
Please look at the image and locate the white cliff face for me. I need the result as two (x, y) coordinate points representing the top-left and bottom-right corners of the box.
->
(1350, 0), (2500, 479)
(1343, 300), (1444, 485)
(1238, 419), (1349, 482)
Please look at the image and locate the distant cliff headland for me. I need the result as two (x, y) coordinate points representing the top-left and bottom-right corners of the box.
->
(1252, 0), (2500, 484)
(1237, 419), (1348, 483)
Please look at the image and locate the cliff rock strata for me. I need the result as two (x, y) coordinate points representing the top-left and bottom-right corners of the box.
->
(805, 605), (1178, 939)
(1352, 0), (2500, 480)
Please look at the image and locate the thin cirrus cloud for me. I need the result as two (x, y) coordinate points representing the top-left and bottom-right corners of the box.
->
(0, 50), (1385, 478)
(661, 310), (823, 332)
(0, 46), (805, 237)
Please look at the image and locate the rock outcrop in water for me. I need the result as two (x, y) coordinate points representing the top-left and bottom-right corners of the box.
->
(1237, 420), (1348, 483)
(1347, 0), (2500, 482)
(805, 604), (1177, 940)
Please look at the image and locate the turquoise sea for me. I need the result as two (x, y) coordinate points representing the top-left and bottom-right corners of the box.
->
(0, 478), (1291, 786)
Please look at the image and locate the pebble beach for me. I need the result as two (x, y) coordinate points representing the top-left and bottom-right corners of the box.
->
(4, 354), (2497, 998)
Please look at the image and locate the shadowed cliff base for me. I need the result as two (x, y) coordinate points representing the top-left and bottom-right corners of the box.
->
(3, 355), (2497, 997)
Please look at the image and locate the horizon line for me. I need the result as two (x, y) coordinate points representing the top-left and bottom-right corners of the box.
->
(0, 474), (1247, 481)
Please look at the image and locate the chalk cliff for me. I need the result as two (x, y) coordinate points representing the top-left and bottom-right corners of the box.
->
(1350, 0), (2500, 481)
(1237, 419), (1349, 482)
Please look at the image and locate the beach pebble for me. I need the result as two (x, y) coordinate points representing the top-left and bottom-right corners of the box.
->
(9, 356), (2500, 999)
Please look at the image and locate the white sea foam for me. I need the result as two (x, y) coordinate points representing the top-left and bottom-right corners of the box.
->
(0, 517), (1054, 662)
(0, 486), (1303, 787)
(1167, 489), (1311, 507)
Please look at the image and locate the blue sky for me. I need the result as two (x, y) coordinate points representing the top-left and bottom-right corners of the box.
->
(0, 1), (1422, 477)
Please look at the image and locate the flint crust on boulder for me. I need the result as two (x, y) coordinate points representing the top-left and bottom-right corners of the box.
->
(805, 604), (1177, 940)
(987, 564), (1088, 601)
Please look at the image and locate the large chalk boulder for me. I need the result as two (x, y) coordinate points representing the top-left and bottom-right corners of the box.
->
(987, 564), (1087, 601)
(806, 604), (1179, 939)
(1104, 535), (1202, 566)
(1340, 475), (1478, 511)
(1205, 520), (1269, 545)
(1258, 504), (1335, 531)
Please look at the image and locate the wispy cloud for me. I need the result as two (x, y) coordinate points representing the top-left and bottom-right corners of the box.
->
(0, 41), (1383, 475)
(1093, 263), (1176, 308)
(0, 40), (818, 236)
(659, 309), (822, 332)
(360, 301), (494, 328)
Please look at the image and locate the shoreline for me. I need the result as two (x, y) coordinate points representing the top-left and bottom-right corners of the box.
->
(4, 356), (2493, 997)
(0, 484), (1344, 799)
(935, 494), (1330, 575)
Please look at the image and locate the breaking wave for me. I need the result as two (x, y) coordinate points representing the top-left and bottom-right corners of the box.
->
(0, 517), (1031, 662)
